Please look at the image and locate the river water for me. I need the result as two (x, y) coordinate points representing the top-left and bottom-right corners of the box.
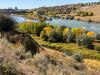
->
(12, 15), (100, 33)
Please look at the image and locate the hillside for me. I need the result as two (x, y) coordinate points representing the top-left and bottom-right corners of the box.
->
(0, 11), (100, 75)
(75, 5), (100, 23)
(0, 36), (100, 75)
(32, 2), (100, 23)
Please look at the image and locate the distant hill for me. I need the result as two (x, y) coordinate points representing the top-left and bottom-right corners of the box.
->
(75, 5), (100, 23)
(33, 1), (100, 15)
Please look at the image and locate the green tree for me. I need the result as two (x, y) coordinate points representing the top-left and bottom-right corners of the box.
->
(0, 15), (15, 32)
(67, 28), (74, 43)
(40, 31), (48, 41)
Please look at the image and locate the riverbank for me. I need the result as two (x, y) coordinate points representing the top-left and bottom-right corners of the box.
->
(33, 36), (100, 60)
(74, 16), (100, 24)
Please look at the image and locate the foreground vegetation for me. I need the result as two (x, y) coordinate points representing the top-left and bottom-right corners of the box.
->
(1, 38), (100, 75)
(34, 36), (100, 60)
(0, 14), (100, 75)
(18, 21), (99, 46)
(17, 20), (100, 60)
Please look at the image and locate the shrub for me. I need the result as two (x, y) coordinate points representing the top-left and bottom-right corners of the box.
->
(81, 34), (94, 48)
(18, 21), (47, 36)
(0, 15), (15, 32)
(17, 22), (35, 33)
(34, 22), (47, 36)
(87, 32), (95, 37)
(43, 26), (53, 36)
(40, 31), (48, 41)
(0, 64), (18, 75)
(66, 28), (74, 43)
(88, 12), (93, 16)
(76, 36), (81, 46)
(96, 34), (100, 40)
(72, 53), (83, 62)
(76, 34), (94, 48)
(48, 31), (62, 43)
(72, 28), (84, 36)
(22, 34), (39, 55)
(60, 25), (67, 31)
(63, 28), (69, 36)
(80, 34), (94, 48)
(88, 19), (92, 23)
(95, 46), (100, 51)
(77, 11), (93, 16)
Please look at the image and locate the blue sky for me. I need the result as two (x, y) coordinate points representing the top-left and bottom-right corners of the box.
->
(0, 0), (99, 9)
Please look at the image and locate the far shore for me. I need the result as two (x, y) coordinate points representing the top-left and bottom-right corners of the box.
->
(74, 16), (100, 24)
(16, 14), (100, 25)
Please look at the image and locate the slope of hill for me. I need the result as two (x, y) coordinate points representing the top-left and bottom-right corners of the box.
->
(32, 2), (100, 23)
(0, 36), (100, 75)
(75, 5), (100, 23)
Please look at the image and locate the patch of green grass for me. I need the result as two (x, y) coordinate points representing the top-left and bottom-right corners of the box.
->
(34, 36), (100, 60)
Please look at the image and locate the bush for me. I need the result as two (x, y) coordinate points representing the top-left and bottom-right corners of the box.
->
(48, 31), (62, 43)
(76, 34), (94, 48)
(96, 34), (100, 40)
(95, 46), (100, 51)
(63, 28), (69, 36)
(77, 11), (93, 16)
(0, 64), (18, 75)
(66, 28), (74, 43)
(0, 15), (15, 32)
(18, 21), (47, 36)
(35, 22), (47, 36)
(72, 53), (83, 62)
(72, 28), (84, 36)
(81, 34), (94, 48)
(88, 12), (93, 16)
(40, 31), (48, 41)
(76, 36), (81, 46)
(43, 26), (53, 35)
(88, 19), (92, 23)
(87, 32), (95, 37)
(22, 34), (39, 55)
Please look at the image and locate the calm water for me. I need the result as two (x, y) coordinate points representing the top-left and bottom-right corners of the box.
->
(12, 15), (100, 33)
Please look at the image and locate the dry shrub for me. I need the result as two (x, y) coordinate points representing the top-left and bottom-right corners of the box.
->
(32, 53), (93, 75)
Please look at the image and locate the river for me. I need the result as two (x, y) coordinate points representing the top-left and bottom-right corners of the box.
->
(12, 15), (100, 34)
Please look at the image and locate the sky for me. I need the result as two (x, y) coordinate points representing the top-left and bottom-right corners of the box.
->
(0, 0), (100, 9)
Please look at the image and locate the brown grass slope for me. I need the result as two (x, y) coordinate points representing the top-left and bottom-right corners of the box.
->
(0, 37), (100, 75)
(75, 5), (100, 23)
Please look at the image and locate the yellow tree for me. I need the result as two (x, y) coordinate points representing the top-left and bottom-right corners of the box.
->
(72, 28), (84, 36)
(87, 32), (95, 37)
(44, 27), (53, 33)
(63, 28), (69, 36)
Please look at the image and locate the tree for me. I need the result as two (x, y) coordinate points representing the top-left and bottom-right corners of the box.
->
(48, 31), (62, 43)
(40, 31), (48, 41)
(66, 28), (74, 43)
(87, 32), (95, 37)
(72, 28), (84, 36)
(76, 34), (94, 49)
(63, 28), (69, 36)
(0, 15), (15, 32)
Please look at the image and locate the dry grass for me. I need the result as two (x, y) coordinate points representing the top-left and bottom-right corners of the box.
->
(75, 5), (100, 23)
(84, 59), (100, 71)
(0, 38), (100, 75)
